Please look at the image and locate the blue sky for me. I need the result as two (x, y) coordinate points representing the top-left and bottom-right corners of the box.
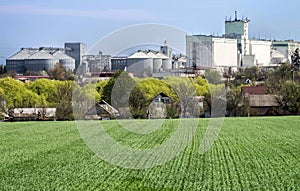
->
(1, 0), (299, 64)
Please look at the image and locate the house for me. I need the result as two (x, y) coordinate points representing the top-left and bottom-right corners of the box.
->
(242, 86), (280, 116)
(148, 92), (174, 119)
(7, 108), (56, 121)
(85, 100), (119, 120)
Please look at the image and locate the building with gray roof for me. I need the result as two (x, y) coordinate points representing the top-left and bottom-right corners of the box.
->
(6, 46), (76, 74)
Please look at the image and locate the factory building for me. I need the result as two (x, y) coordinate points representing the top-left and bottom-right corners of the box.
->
(272, 40), (300, 63)
(79, 51), (111, 74)
(6, 48), (37, 74)
(111, 57), (127, 71)
(25, 49), (59, 72)
(6, 48), (75, 74)
(186, 35), (238, 68)
(6, 42), (109, 75)
(186, 11), (300, 69)
(127, 51), (153, 76)
(64, 42), (87, 70)
(110, 44), (174, 77)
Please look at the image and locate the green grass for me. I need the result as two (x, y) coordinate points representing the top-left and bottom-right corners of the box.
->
(0, 117), (300, 190)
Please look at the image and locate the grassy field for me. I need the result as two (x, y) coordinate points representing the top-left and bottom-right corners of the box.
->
(0, 117), (299, 190)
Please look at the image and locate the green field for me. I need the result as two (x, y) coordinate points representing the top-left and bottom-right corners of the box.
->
(0, 117), (299, 190)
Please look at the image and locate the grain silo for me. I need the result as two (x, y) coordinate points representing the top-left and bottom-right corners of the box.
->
(25, 50), (59, 72)
(147, 52), (162, 73)
(127, 51), (153, 76)
(6, 48), (38, 74)
(53, 50), (76, 71)
(156, 52), (171, 71)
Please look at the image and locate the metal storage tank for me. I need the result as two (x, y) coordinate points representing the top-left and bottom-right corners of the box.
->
(156, 52), (171, 71)
(6, 48), (38, 74)
(147, 52), (162, 73)
(53, 51), (76, 71)
(127, 51), (153, 76)
(25, 50), (59, 72)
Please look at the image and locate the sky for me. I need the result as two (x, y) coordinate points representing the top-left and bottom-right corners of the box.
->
(1, 0), (300, 65)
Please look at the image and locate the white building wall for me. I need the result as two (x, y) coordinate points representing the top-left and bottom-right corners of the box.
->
(186, 35), (213, 67)
(249, 40), (272, 66)
(212, 38), (237, 67)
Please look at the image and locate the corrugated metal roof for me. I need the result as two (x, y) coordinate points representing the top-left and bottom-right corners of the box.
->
(7, 49), (38, 60)
(128, 52), (151, 59)
(53, 51), (75, 60)
(156, 52), (169, 59)
(26, 50), (58, 60)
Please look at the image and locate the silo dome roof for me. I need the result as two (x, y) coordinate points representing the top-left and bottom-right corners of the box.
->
(53, 51), (75, 60)
(7, 49), (38, 60)
(156, 52), (169, 59)
(26, 50), (58, 60)
(147, 52), (161, 58)
(128, 51), (151, 59)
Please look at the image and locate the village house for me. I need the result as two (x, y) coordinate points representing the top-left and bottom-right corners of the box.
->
(242, 86), (280, 116)
(148, 92), (173, 119)
(85, 100), (119, 120)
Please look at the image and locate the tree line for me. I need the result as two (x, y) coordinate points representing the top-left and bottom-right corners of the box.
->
(0, 63), (299, 120)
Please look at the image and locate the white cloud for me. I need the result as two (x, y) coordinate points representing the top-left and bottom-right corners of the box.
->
(0, 4), (158, 21)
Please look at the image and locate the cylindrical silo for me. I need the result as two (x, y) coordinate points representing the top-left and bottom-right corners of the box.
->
(147, 52), (162, 73)
(53, 51), (76, 72)
(156, 52), (171, 71)
(127, 52), (153, 77)
(25, 50), (59, 72)
(6, 48), (37, 74)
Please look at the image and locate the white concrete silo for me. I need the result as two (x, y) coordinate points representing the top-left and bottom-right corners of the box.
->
(127, 51), (153, 76)
(147, 52), (162, 73)
(156, 52), (171, 71)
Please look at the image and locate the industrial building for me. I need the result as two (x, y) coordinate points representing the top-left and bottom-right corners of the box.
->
(6, 42), (113, 75)
(77, 51), (111, 74)
(64, 42), (87, 70)
(7, 12), (298, 77)
(6, 47), (76, 74)
(111, 44), (181, 77)
(186, 11), (300, 69)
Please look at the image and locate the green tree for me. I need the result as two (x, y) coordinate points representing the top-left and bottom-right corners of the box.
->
(82, 83), (101, 103)
(49, 63), (74, 81)
(0, 86), (5, 112)
(52, 81), (75, 120)
(193, 76), (209, 96)
(226, 86), (249, 116)
(266, 63), (292, 85)
(25, 78), (56, 106)
(96, 80), (108, 99)
(164, 77), (198, 118)
(102, 71), (123, 104)
(204, 69), (223, 85)
(129, 85), (148, 118)
(0, 77), (44, 108)
(204, 84), (226, 117)
(272, 80), (300, 114)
